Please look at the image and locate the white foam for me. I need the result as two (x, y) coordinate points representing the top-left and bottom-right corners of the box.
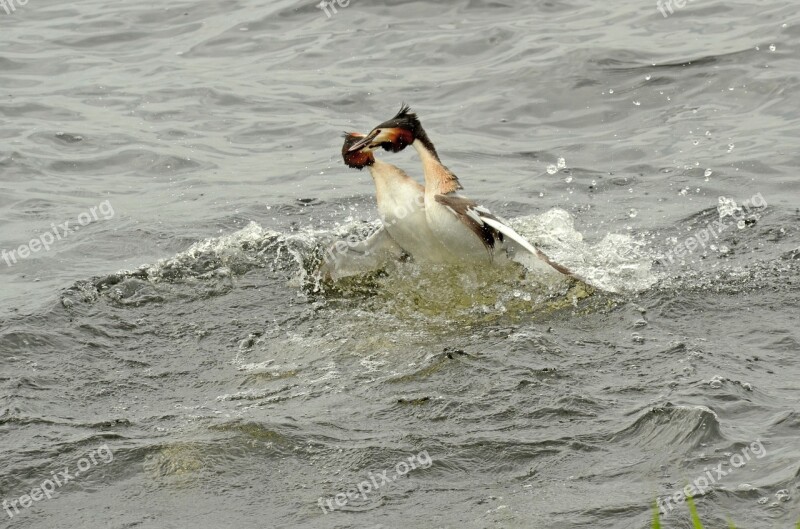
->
(510, 208), (661, 293)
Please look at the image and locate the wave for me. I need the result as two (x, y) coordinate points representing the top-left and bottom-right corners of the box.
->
(57, 208), (660, 314)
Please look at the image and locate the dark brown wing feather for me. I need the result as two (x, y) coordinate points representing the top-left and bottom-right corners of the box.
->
(434, 194), (504, 255)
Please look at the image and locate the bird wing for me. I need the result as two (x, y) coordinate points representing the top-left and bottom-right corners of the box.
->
(479, 216), (580, 279)
(435, 193), (589, 282)
(433, 194), (504, 256)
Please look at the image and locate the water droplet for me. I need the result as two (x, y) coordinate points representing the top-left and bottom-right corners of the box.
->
(727, 143), (735, 152)
(645, 74), (651, 81)
(608, 88), (614, 94)
(633, 100), (641, 106)
(692, 139), (699, 146)
(591, 179), (596, 186)
(776, 489), (790, 501)
(757, 496), (768, 504)
(538, 192), (544, 198)
(704, 169), (713, 177)
(769, 44), (776, 52)
(705, 130), (711, 137)
(718, 196), (740, 218)
(629, 208), (638, 218)
(565, 175), (573, 183)
(719, 245), (730, 254)
(679, 188), (689, 196)
(737, 220), (746, 229)
(557, 157), (566, 169)
(546, 164), (558, 175)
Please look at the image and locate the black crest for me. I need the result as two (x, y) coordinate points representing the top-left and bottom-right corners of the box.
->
(375, 103), (439, 159)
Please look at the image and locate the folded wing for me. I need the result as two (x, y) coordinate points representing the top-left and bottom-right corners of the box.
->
(433, 194), (504, 255)
(435, 193), (591, 283)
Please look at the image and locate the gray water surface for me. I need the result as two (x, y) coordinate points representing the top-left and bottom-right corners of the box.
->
(1, 0), (799, 527)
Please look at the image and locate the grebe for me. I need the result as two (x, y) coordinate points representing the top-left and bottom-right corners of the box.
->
(347, 106), (575, 277)
(320, 132), (456, 280)
(340, 132), (455, 263)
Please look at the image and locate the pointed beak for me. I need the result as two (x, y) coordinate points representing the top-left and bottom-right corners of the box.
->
(346, 129), (380, 152)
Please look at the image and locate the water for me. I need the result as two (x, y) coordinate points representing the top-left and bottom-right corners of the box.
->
(1, 0), (799, 527)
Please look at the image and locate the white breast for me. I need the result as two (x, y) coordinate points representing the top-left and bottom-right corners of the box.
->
(370, 162), (455, 264)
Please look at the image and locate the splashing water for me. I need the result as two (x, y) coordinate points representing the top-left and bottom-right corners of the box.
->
(509, 209), (660, 294)
(64, 209), (657, 319)
(717, 196), (740, 218)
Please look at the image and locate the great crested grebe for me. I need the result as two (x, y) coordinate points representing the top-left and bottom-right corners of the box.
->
(319, 132), (456, 280)
(347, 106), (575, 277)
(340, 132), (455, 263)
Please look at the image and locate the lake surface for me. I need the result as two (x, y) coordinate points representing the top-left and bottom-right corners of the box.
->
(1, 0), (799, 527)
